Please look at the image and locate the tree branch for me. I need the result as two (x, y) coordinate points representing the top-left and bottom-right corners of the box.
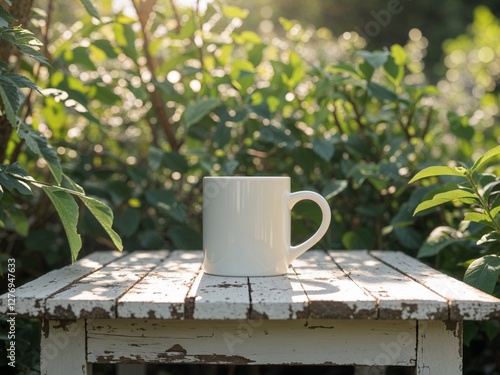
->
(132, 0), (179, 151)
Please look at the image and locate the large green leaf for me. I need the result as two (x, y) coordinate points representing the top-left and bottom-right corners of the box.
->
(464, 211), (495, 228)
(78, 195), (123, 251)
(312, 138), (334, 161)
(409, 165), (467, 183)
(0, 74), (20, 127)
(0, 4), (17, 24)
(184, 98), (221, 127)
(464, 255), (500, 294)
(42, 186), (82, 262)
(414, 189), (478, 215)
(79, 0), (100, 20)
(0, 26), (50, 66)
(145, 189), (187, 223)
(167, 225), (202, 249)
(471, 145), (500, 173)
(357, 50), (390, 68)
(0, 163), (33, 195)
(322, 180), (348, 200)
(18, 122), (62, 184)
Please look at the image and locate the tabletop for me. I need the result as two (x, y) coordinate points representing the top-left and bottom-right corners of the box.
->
(2, 249), (499, 322)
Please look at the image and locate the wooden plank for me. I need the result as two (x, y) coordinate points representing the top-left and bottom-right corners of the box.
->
(40, 320), (90, 375)
(117, 250), (202, 319)
(87, 318), (417, 366)
(292, 250), (377, 319)
(0, 251), (123, 317)
(416, 320), (463, 374)
(45, 250), (168, 319)
(371, 251), (500, 320)
(329, 250), (449, 320)
(186, 272), (250, 320)
(248, 271), (309, 319)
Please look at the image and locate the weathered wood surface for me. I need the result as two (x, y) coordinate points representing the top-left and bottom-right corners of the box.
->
(2, 249), (499, 321)
(416, 320), (463, 374)
(292, 250), (377, 319)
(117, 251), (202, 319)
(329, 250), (449, 320)
(45, 250), (169, 319)
(40, 319), (90, 375)
(87, 318), (417, 366)
(371, 251), (500, 320)
(0, 251), (124, 317)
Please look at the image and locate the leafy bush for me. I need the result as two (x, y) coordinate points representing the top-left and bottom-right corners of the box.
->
(1, 0), (499, 373)
(5, 1), (451, 259)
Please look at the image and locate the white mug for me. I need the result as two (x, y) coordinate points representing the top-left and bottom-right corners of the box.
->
(202, 176), (331, 276)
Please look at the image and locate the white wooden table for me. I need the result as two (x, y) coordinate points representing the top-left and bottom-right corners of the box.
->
(2, 249), (500, 374)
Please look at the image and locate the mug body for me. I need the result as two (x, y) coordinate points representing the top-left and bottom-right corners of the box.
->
(203, 176), (290, 276)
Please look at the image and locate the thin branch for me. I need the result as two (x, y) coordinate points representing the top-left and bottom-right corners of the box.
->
(421, 106), (433, 140)
(168, 0), (182, 34)
(132, 0), (179, 151)
(331, 101), (344, 134)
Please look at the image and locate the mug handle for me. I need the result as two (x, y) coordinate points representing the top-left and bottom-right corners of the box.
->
(287, 191), (332, 263)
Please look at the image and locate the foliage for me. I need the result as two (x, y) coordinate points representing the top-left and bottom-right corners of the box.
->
(0, 2), (122, 262)
(11, 0), (449, 259)
(410, 145), (500, 294)
(438, 6), (500, 158)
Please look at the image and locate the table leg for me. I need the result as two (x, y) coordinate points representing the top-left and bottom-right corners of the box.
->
(416, 320), (463, 375)
(40, 319), (92, 375)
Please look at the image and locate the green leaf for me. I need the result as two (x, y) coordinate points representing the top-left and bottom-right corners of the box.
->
(414, 189), (478, 215)
(0, 74), (20, 127)
(223, 5), (249, 19)
(114, 207), (141, 238)
(409, 165), (467, 183)
(390, 44), (407, 66)
(417, 226), (467, 258)
(167, 225), (202, 249)
(358, 60), (374, 81)
(42, 186), (82, 262)
(148, 146), (163, 171)
(357, 50), (390, 68)
(78, 195), (123, 251)
(260, 125), (297, 149)
(342, 229), (375, 250)
(464, 255), (500, 294)
(447, 112), (474, 140)
(163, 152), (189, 173)
(0, 163), (33, 195)
(464, 211), (495, 227)
(145, 189), (186, 223)
(0, 27), (50, 66)
(4, 206), (29, 236)
(0, 5), (17, 24)
(2, 73), (41, 92)
(184, 98), (221, 127)
(322, 180), (348, 200)
(367, 82), (398, 101)
(312, 138), (334, 161)
(18, 122), (62, 184)
(471, 145), (500, 173)
(393, 227), (423, 250)
(79, 0), (100, 20)
(215, 122), (231, 148)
